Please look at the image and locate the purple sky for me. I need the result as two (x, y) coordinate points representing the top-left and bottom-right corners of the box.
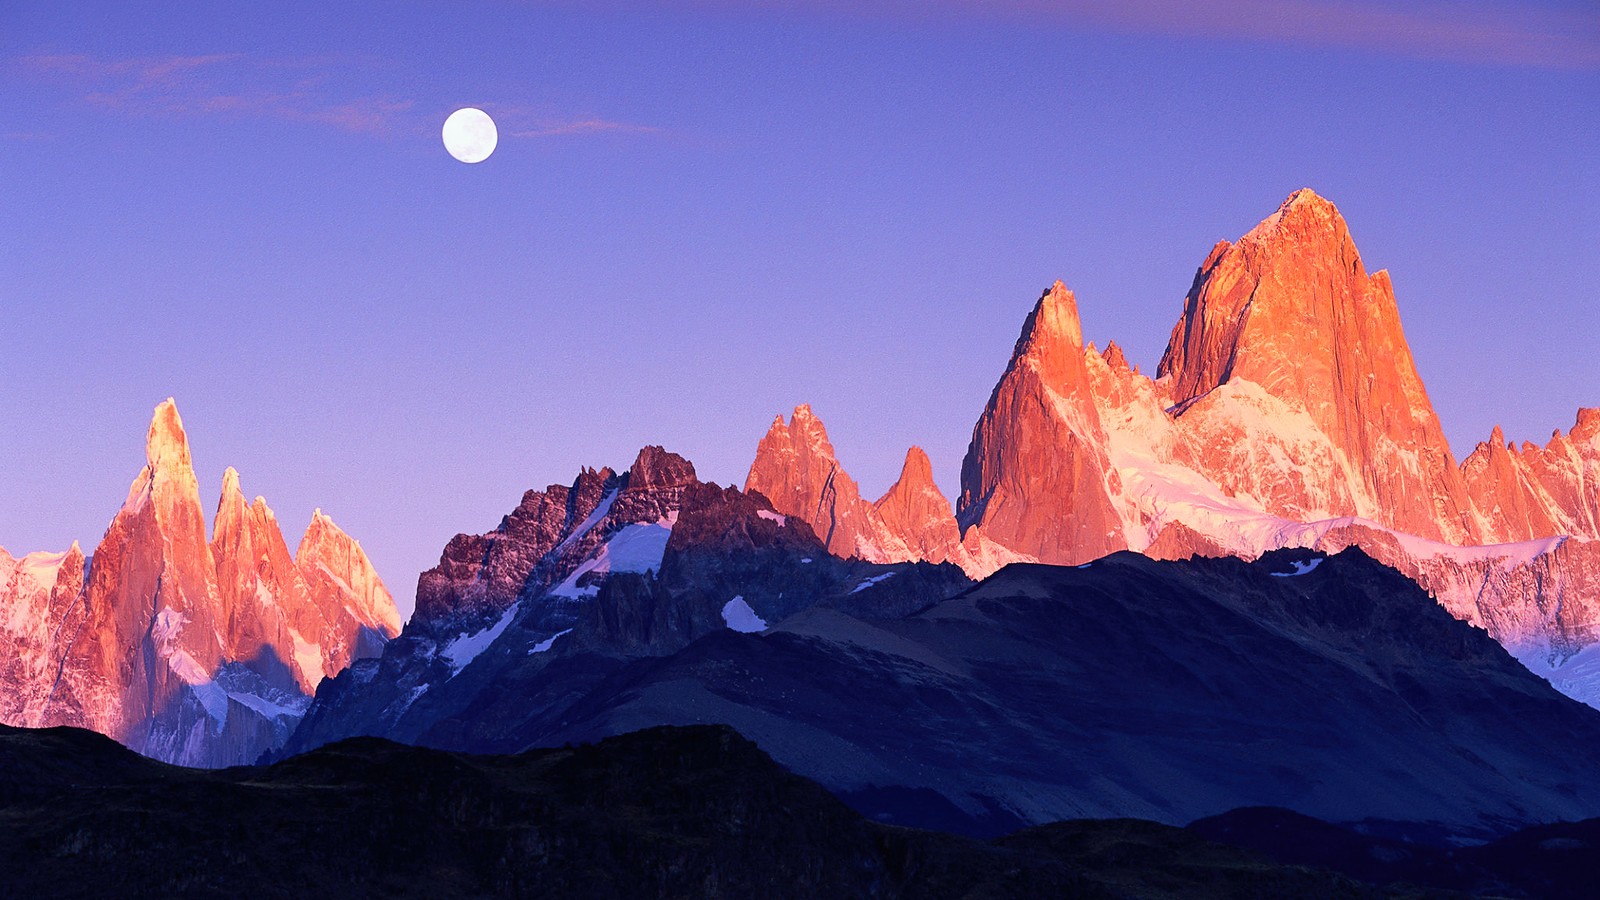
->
(4, 1), (1597, 619)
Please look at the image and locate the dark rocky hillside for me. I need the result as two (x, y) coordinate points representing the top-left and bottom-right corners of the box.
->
(0, 721), (1423, 899)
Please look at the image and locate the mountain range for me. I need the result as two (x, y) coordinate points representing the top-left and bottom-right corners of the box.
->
(3, 189), (1598, 847)
(745, 189), (1600, 707)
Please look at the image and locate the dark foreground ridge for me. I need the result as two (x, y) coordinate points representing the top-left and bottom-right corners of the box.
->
(6, 720), (1600, 898)
(0, 720), (1471, 899)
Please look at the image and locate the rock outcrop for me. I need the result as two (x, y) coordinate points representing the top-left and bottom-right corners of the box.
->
(745, 405), (904, 561)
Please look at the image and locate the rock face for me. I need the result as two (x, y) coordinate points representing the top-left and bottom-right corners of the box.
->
(745, 405), (901, 561)
(0, 399), (400, 766)
(414, 465), (615, 631)
(958, 282), (1125, 564)
(0, 544), (84, 725)
(298, 508), (402, 663)
(1462, 410), (1600, 543)
(1157, 189), (1475, 543)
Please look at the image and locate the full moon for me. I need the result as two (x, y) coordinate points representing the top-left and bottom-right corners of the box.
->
(442, 107), (497, 164)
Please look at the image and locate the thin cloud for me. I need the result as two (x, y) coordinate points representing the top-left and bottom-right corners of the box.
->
(511, 117), (662, 138)
(17, 52), (661, 140)
(15, 52), (414, 135)
(18, 52), (240, 81)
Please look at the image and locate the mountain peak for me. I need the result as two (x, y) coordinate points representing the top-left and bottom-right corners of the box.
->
(1103, 340), (1130, 372)
(1575, 408), (1600, 438)
(1284, 186), (1330, 208)
(627, 445), (697, 491)
(1241, 188), (1343, 245)
(1028, 280), (1085, 355)
(145, 398), (192, 472)
(747, 404), (886, 560)
(898, 445), (934, 487)
(958, 277), (1121, 562)
(872, 445), (961, 564)
(789, 403), (829, 441)
(1155, 190), (1473, 543)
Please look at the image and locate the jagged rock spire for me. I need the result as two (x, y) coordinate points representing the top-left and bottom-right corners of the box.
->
(957, 281), (1123, 564)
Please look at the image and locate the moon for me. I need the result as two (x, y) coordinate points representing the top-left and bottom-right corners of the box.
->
(442, 108), (497, 164)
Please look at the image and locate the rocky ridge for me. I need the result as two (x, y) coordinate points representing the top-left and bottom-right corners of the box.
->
(746, 405), (1028, 579)
(281, 445), (971, 759)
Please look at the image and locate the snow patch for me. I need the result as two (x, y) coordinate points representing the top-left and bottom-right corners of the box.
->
(547, 515), (676, 599)
(394, 683), (430, 716)
(288, 627), (324, 683)
(1519, 644), (1600, 710)
(550, 489), (619, 556)
(851, 572), (897, 594)
(252, 580), (278, 610)
(801, 557), (813, 564)
(528, 628), (573, 655)
(16, 549), (70, 590)
(166, 650), (229, 724)
(440, 603), (519, 673)
(1271, 558), (1324, 577)
(721, 596), (767, 633)
(1390, 532), (1567, 573)
(225, 689), (307, 721)
(756, 509), (787, 525)
(151, 606), (185, 646)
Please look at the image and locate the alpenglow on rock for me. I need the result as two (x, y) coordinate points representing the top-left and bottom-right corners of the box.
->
(745, 406), (1027, 579)
(0, 399), (400, 766)
(957, 280), (1126, 564)
(743, 189), (1600, 709)
(1155, 188), (1476, 543)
